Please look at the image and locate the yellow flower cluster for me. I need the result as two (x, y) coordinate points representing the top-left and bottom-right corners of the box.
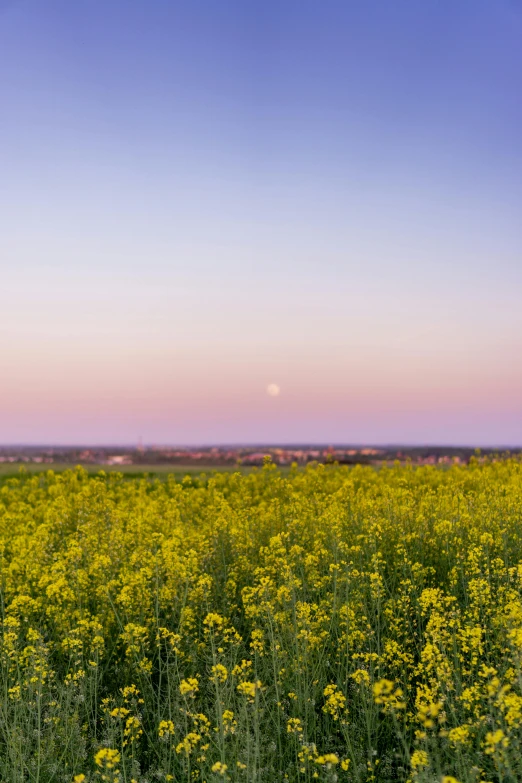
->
(322, 683), (348, 721)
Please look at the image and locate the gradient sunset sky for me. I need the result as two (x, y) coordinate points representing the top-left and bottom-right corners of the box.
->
(1, 0), (521, 446)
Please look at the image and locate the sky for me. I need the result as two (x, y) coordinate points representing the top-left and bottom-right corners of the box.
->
(1, 0), (521, 446)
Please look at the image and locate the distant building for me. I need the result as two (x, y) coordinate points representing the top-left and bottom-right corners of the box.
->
(106, 455), (132, 466)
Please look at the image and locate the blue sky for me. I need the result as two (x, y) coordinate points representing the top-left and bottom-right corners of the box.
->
(1, 1), (521, 445)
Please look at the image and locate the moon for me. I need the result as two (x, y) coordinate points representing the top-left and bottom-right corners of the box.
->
(266, 383), (280, 397)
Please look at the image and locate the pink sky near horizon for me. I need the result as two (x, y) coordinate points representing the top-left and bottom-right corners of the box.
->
(3, 313), (521, 446)
(2, 258), (522, 445)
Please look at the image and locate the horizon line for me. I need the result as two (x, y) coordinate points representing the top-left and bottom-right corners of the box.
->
(1, 443), (521, 451)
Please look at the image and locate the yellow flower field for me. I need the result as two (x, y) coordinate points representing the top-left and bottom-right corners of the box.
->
(1, 458), (522, 782)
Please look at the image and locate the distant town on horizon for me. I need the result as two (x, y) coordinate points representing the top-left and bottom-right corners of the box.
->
(1, 443), (519, 470)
